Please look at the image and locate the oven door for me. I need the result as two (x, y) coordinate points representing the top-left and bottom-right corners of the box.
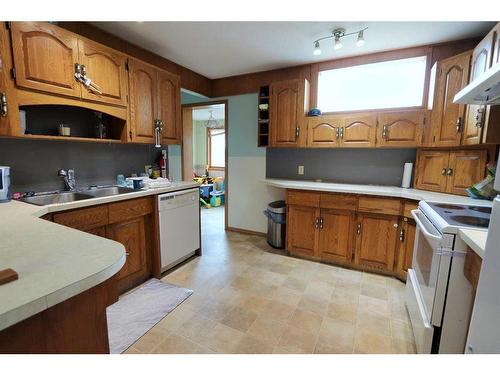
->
(410, 209), (452, 327)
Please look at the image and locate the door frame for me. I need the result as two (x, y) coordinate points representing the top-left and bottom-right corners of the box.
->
(181, 99), (229, 230)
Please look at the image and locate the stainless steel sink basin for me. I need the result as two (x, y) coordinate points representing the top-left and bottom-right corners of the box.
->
(83, 186), (136, 198)
(21, 192), (94, 206)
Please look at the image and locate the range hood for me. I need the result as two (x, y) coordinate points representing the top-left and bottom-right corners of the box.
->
(454, 64), (500, 105)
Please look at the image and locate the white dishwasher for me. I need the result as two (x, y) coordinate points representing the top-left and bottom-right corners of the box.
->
(158, 188), (200, 272)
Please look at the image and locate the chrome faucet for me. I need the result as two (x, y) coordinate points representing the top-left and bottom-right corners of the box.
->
(58, 169), (76, 191)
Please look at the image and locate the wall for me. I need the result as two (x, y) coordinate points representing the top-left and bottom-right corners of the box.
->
(0, 138), (162, 192)
(193, 120), (208, 174)
(179, 92), (285, 234)
(266, 148), (417, 186)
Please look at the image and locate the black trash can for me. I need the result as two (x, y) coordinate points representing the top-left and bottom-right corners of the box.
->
(264, 200), (286, 248)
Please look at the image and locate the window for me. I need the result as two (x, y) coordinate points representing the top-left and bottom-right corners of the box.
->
(317, 56), (427, 112)
(207, 128), (225, 169)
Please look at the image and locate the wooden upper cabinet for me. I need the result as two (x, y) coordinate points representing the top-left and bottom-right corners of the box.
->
(158, 69), (181, 144)
(306, 116), (341, 147)
(446, 150), (486, 195)
(10, 22), (81, 98)
(463, 23), (500, 146)
(415, 150), (450, 192)
(431, 51), (471, 147)
(318, 209), (355, 264)
(269, 79), (309, 147)
(395, 218), (416, 279)
(354, 213), (398, 271)
(377, 110), (424, 147)
(341, 114), (377, 147)
(286, 205), (318, 258)
(78, 39), (128, 106)
(128, 59), (157, 143)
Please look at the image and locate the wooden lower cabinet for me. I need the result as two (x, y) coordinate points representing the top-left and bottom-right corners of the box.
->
(50, 197), (155, 292)
(395, 218), (416, 279)
(318, 209), (355, 263)
(354, 213), (399, 271)
(106, 217), (148, 288)
(286, 204), (319, 258)
(286, 190), (412, 280)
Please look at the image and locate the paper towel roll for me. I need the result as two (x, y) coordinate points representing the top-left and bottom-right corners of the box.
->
(402, 162), (413, 188)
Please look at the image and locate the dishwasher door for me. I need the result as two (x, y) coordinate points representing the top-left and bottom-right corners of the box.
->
(158, 188), (200, 271)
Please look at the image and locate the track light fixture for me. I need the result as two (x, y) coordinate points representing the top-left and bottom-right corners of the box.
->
(313, 27), (368, 55)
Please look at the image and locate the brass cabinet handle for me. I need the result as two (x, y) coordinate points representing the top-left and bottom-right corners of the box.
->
(0, 92), (7, 117)
(314, 217), (320, 229)
(319, 217), (324, 229)
(382, 125), (388, 139)
(475, 107), (484, 128)
(339, 127), (344, 140)
(446, 168), (453, 176)
(441, 168), (447, 175)
(335, 127), (340, 139)
(356, 223), (362, 235)
(295, 126), (300, 140)
(399, 228), (405, 242)
(456, 117), (462, 132)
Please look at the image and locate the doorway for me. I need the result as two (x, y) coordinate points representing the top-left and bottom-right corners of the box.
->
(182, 100), (228, 231)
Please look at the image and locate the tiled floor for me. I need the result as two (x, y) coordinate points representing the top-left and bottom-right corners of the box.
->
(125, 205), (416, 354)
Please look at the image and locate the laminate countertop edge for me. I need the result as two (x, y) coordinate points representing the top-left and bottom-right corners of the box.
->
(459, 229), (488, 259)
(262, 179), (493, 206)
(0, 181), (199, 331)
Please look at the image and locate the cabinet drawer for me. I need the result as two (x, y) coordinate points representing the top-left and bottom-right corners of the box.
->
(286, 190), (320, 208)
(358, 196), (401, 216)
(320, 193), (357, 211)
(108, 197), (153, 224)
(403, 201), (418, 219)
(53, 205), (108, 231)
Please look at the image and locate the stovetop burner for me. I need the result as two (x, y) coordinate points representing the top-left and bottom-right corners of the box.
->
(426, 202), (491, 229)
(449, 215), (490, 228)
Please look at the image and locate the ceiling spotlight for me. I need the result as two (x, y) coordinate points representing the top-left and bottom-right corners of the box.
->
(334, 35), (343, 50)
(356, 30), (365, 47)
(312, 27), (367, 55)
(313, 41), (322, 55)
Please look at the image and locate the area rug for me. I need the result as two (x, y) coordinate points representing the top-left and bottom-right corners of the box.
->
(107, 278), (193, 354)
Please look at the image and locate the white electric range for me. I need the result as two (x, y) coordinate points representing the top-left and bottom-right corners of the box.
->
(406, 201), (491, 354)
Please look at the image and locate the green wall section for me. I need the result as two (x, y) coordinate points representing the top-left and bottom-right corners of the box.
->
(193, 120), (207, 170)
(180, 91), (264, 158)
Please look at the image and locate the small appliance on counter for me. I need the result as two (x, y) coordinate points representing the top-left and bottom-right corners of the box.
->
(0, 166), (11, 202)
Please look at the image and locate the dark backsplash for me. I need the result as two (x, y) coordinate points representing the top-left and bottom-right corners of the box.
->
(0, 138), (164, 193)
(266, 147), (417, 186)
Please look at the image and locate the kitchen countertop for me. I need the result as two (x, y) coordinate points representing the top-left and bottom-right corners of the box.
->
(263, 178), (493, 206)
(0, 181), (199, 331)
(459, 228), (488, 259)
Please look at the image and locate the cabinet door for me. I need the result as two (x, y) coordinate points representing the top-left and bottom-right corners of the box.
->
(286, 205), (319, 258)
(414, 150), (450, 192)
(158, 69), (181, 144)
(431, 52), (471, 147)
(10, 22), (81, 98)
(318, 209), (355, 263)
(492, 23), (500, 68)
(354, 213), (398, 271)
(395, 219), (416, 280)
(306, 116), (341, 147)
(377, 110), (424, 147)
(86, 226), (107, 237)
(106, 217), (147, 282)
(0, 24), (17, 136)
(446, 150), (486, 195)
(78, 39), (128, 106)
(270, 79), (308, 147)
(340, 114), (377, 148)
(128, 59), (157, 143)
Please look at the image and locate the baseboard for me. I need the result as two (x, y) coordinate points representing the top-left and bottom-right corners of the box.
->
(226, 226), (266, 237)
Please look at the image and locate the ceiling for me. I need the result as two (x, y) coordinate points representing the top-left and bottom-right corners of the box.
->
(192, 104), (225, 121)
(92, 21), (495, 79)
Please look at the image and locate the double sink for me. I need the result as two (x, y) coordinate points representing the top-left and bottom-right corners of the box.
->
(21, 186), (136, 206)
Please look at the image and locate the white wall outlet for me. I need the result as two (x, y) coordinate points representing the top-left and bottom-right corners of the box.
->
(298, 165), (305, 175)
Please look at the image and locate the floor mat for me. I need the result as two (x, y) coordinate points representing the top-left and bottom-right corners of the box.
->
(107, 278), (193, 354)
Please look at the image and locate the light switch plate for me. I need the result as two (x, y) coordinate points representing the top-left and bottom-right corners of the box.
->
(298, 165), (305, 175)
